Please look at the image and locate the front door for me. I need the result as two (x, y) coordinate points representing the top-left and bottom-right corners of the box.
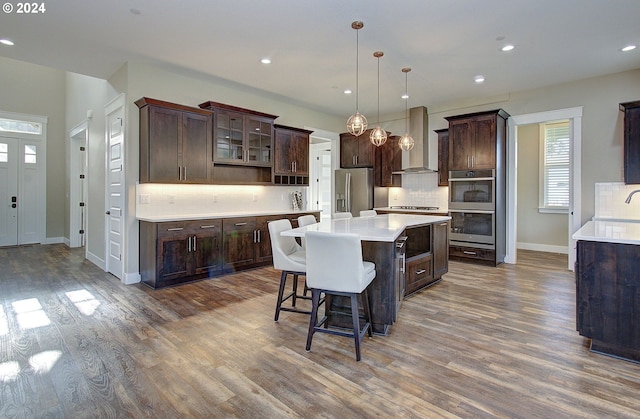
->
(106, 106), (124, 279)
(0, 138), (18, 246)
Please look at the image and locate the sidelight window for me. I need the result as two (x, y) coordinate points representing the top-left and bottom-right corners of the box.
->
(539, 121), (569, 212)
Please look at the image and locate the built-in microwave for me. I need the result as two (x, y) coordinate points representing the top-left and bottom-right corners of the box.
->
(448, 169), (495, 211)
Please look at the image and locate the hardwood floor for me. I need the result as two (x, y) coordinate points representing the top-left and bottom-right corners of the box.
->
(1, 244), (640, 418)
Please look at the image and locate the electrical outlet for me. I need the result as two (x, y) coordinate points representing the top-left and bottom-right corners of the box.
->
(168, 195), (175, 204)
(139, 194), (150, 204)
(252, 193), (257, 202)
(212, 193), (217, 203)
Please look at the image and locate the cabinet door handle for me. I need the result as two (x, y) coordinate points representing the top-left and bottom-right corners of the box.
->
(293, 161), (296, 173)
(257, 229), (261, 242)
(235, 222), (248, 226)
(200, 225), (217, 229)
(463, 251), (477, 255)
(187, 236), (192, 252)
(192, 235), (196, 251)
(471, 155), (475, 168)
(253, 229), (257, 243)
(467, 156), (470, 168)
(167, 227), (184, 231)
(183, 166), (187, 180)
(415, 269), (427, 275)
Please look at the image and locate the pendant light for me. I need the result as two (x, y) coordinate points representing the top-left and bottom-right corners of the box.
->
(369, 51), (387, 147)
(398, 67), (415, 151)
(346, 21), (367, 137)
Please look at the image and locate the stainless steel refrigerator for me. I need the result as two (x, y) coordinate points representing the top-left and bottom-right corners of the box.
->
(335, 168), (374, 217)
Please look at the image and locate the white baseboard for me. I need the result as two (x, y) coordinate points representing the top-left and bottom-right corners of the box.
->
(86, 250), (106, 271)
(122, 272), (141, 285)
(42, 236), (64, 245)
(63, 237), (71, 247)
(516, 242), (568, 254)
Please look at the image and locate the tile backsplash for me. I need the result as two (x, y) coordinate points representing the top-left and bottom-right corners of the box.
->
(387, 172), (449, 210)
(594, 182), (640, 221)
(136, 183), (308, 218)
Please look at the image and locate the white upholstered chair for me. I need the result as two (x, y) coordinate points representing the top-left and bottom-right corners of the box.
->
(268, 219), (312, 321)
(304, 231), (375, 361)
(297, 214), (317, 249)
(332, 212), (353, 219)
(359, 210), (377, 217)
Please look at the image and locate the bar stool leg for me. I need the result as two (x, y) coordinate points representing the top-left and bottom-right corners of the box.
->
(350, 293), (362, 361)
(274, 271), (288, 321)
(306, 289), (321, 352)
(362, 289), (373, 338)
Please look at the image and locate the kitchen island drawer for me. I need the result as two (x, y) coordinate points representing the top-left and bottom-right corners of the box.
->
(449, 245), (495, 264)
(405, 255), (434, 295)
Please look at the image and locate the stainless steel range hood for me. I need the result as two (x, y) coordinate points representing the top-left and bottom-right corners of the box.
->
(392, 106), (437, 174)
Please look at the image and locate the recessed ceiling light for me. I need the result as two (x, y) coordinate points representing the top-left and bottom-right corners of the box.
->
(0, 39), (15, 46)
(622, 45), (637, 52)
(474, 75), (485, 84)
(501, 44), (515, 52)
(260, 58), (271, 64)
(401, 94), (409, 99)
(344, 89), (352, 95)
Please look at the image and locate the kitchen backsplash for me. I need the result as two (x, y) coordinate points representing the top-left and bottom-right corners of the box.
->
(387, 172), (449, 210)
(136, 183), (308, 218)
(594, 182), (640, 221)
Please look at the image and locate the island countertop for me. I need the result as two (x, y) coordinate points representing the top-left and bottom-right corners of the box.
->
(572, 220), (640, 246)
(282, 213), (451, 242)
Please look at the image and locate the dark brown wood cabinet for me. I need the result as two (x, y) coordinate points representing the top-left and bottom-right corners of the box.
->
(273, 125), (312, 185)
(403, 221), (449, 296)
(137, 97), (213, 183)
(140, 219), (222, 288)
(446, 110), (508, 171)
(621, 100), (640, 184)
(435, 128), (449, 186)
(576, 239), (640, 362)
(375, 135), (402, 187)
(340, 130), (376, 168)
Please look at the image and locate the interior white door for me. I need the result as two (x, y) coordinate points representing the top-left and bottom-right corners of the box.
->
(106, 107), (124, 279)
(0, 138), (18, 246)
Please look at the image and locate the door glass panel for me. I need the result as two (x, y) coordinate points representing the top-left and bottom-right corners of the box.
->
(0, 118), (42, 135)
(0, 143), (7, 162)
(24, 145), (36, 164)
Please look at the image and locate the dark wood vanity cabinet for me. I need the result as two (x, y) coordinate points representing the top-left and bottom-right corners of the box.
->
(621, 100), (640, 184)
(340, 130), (376, 168)
(375, 135), (402, 187)
(273, 125), (312, 185)
(435, 128), (449, 186)
(576, 239), (640, 362)
(137, 97), (212, 183)
(446, 110), (508, 171)
(140, 219), (222, 288)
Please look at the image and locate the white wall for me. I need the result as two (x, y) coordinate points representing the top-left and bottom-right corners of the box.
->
(65, 72), (120, 264)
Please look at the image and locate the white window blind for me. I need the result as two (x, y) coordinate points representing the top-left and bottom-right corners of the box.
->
(540, 121), (570, 210)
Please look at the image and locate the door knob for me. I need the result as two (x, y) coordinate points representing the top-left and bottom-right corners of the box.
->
(106, 210), (111, 215)
(11, 203), (17, 208)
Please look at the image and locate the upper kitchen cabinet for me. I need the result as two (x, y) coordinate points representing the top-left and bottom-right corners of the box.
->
(199, 101), (278, 167)
(435, 128), (449, 186)
(273, 124), (313, 185)
(446, 109), (509, 171)
(621, 100), (640, 184)
(136, 97), (212, 183)
(375, 134), (402, 187)
(340, 130), (376, 168)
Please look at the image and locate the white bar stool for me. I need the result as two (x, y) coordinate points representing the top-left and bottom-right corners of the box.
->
(304, 231), (375, 361)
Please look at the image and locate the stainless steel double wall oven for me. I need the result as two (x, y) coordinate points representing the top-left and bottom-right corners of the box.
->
(448, 169), (496, 250)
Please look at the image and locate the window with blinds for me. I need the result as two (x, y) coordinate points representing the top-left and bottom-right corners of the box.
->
(539, 121), (570, 212)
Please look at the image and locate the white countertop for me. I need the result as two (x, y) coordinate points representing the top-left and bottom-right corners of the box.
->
(282, 214), (450, 242)
(137, 209), (318, 223)
(572, 220), (640, 245)
(374, 207), (448, 214)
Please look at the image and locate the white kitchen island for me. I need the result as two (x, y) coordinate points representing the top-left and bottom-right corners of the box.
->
(283, 214), (451, 334)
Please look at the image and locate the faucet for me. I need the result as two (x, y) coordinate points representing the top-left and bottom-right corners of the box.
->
(625, 189), (640, 204)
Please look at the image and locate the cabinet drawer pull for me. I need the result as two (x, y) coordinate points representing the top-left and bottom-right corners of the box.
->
(415, 269), (427, 275)
(439, 222), (448, 226)
(235, 222), (248, 226)
(463, 251), (477, 255)
(200, 225), (217, 229)
(167, 227), (184, 231)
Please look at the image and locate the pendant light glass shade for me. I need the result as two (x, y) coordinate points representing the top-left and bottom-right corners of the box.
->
(399, 67), (415, 151)
(346, 21), (367, 136)
(370, 51), (387, 146)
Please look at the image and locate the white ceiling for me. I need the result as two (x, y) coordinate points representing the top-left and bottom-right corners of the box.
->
(0, 0), (639, 118)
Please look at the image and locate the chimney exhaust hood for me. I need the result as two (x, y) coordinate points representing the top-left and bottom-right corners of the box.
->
(392, 106), (437, 174)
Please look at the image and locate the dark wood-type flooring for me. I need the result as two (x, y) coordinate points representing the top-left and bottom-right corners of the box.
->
(1, 244), (639, 418)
